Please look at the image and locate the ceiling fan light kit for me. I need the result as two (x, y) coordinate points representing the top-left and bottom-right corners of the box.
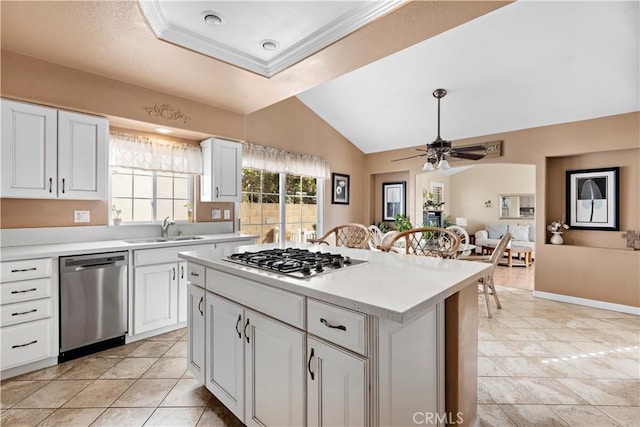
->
(392, 88), (489, 167)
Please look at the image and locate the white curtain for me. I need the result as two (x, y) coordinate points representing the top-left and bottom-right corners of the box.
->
(109, 132), (202, 174)
(242, 142), (330, 178)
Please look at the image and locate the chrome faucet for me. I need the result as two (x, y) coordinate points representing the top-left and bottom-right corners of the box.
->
(161, 216), (175, 238)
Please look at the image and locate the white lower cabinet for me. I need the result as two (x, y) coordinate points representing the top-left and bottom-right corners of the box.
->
(177, 261), (188, 323)
(187, 284), (205, 384)
(1, 258), (56, 373)
(205, 292), (245, 420)
(134, 263), (178, 334)
(307, 337), (367, 427)
(205, 291), (305, 426)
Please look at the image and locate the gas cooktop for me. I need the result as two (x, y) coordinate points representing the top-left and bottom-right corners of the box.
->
(224, 247), (367, 279)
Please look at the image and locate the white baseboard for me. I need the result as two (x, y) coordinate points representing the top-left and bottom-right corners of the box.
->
(533, 291), (640, 316)
(126, 321), (187, 343)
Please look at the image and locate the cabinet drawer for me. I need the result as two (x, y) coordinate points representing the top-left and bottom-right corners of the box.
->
(1, 318), (53, 369)
(307, 299), (367, 356)
(206, 269), (304, 329)
(187, 263), (205, 286)
(1, 258), (52, 282)
(1, 278), (52, 305)
(134, 245), (193, 265)
(0, 298), (52, 327)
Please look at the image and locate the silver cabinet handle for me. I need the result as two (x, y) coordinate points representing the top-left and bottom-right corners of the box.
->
(189, 272), (200, 277)
(49, 177), (52, 193)
(244, 318), (250, 344)
(181, 266), (184, 279)
(12, 340), (37, 349)
(198, 297), (204, 316)
(11, 288), (37, 294)
(10, 267), (37, 273)
(320, 318), (347, 331)
(61, 178), (66, 193)
(215, 187), (219, 198)
(12, 309), (37, 316)
(172, 267), (176, 280)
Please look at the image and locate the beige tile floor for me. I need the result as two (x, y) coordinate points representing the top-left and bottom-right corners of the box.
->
(1, 268), (638, 426)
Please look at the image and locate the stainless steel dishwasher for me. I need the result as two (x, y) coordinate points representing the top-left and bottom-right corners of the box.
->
(59, 251), (128, 362)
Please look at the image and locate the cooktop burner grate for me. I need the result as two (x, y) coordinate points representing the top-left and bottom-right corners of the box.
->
(224, 247), (366, 278)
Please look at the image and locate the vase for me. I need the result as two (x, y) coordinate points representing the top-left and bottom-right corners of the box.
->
(113, 218), (122, 226)
(550, 231), (564, 245)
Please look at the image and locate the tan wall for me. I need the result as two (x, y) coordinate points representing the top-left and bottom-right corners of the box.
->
(245, 97), (366, 230)
(365, 112), (640, 307)
(372, 171), (410, 226)
(447, 164), (536, 234)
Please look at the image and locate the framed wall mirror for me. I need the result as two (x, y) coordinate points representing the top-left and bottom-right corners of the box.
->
(499, 194), (535, 219)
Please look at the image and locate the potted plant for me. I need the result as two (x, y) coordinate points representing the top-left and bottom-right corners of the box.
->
(112, 204), (122, 225)
(184, 202), (193, 223)
(422, 189), (445, 210)
(394, 214), (412, 232)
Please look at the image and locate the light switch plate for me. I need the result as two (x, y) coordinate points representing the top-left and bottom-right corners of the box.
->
(211, 209), (221, 219)
(74, 210), (90, 223)
(223, 209), (231, 219)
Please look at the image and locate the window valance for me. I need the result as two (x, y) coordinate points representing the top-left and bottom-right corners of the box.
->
(242, 142), (330, 179)
(109, 132), (202, 174)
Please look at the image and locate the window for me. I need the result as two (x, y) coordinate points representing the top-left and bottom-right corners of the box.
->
(111, 166), (193, 223)
(430, 181), (445, 206)
(240, 168), (320, 243)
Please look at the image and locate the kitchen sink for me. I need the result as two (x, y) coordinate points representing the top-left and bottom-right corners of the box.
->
(125, 236), (204, 244)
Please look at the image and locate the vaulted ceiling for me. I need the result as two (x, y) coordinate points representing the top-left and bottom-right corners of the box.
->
(1, 1), (638, 154)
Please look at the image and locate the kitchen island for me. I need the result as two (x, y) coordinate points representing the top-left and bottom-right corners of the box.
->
(179, 243), (490, 427)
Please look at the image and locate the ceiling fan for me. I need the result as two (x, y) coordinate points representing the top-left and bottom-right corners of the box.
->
(392, 88), (488, 170)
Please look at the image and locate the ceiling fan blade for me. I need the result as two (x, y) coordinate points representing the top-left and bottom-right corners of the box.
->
(451, 152), (485, 160)
(451, 144), (487, 152)
(391, 153), (427, 162)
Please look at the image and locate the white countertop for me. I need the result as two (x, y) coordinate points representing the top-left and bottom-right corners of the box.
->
(179, 242), (491, 324)
(0, 233), (257, 261)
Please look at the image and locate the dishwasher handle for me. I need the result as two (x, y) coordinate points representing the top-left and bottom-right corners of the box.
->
(73, 261), (119, 271)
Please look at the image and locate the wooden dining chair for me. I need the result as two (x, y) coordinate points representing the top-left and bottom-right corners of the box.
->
(378, 227), (460, 258)
(308, 223), (370, 249)
(458, 232), (510, 318)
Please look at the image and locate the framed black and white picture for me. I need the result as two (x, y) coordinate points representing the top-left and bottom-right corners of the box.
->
(331, 173), (350, 204)
(566, 167), (619, 231)
(382, 181), (406, 221)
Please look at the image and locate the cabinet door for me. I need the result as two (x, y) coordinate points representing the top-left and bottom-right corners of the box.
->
(245, 310), (305, 427)
(205, 292), (245, 422)
(1, 99), (57, 198)
(133, 263), (178, 334)
(57, 110), (108, 200)
(187, 284), (205, 384)
(200, 138), (242, 202)
(178, 261), (188, 323)
(307, 337), (367, 427)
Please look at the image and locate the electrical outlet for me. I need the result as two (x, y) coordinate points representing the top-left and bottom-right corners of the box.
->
(74, 210), (90, 223)
(211, 209), (221, 219)
(223, 209), (231, 219)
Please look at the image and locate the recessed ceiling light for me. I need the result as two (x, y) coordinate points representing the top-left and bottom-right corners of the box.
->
(260, 39), (279, 51)
(203, 12), (223, 26)
(154, 127), (173, 134)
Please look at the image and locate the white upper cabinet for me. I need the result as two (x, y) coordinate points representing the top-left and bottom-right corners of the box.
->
(200, 137), (242, 202)
(1, 99), (58, 198)
(57, 110), (108, 200)
(1, 99), (108, 200)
